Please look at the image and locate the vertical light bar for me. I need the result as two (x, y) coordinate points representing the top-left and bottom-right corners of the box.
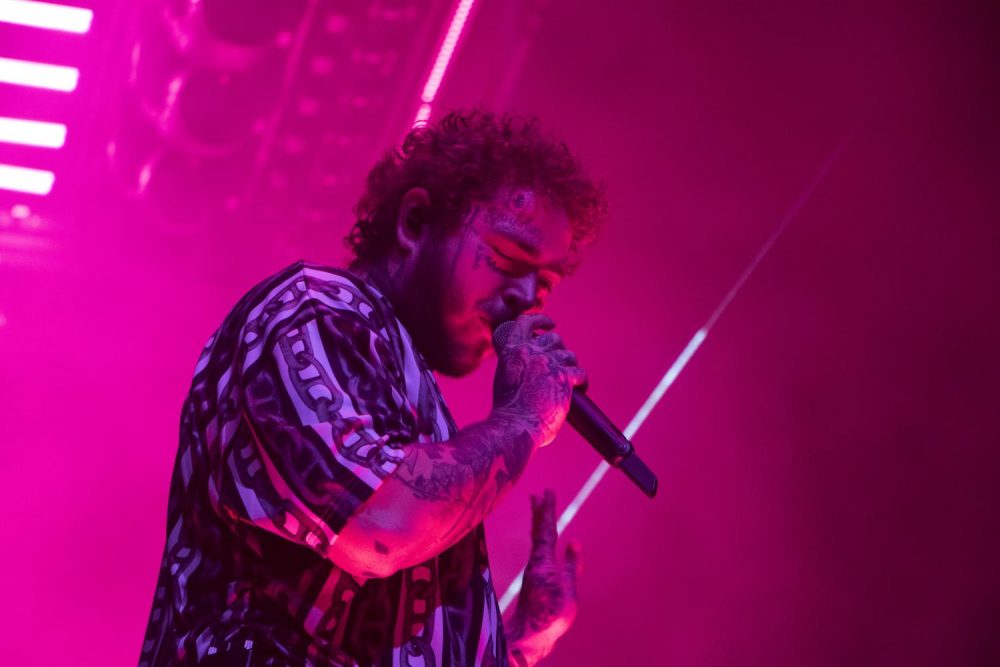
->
(0, 164), (55, 195)
(0, 117), (67, 148)
(0, 0), (93, 34)
(412, 0), (477, 126)
(0, 56), (79, 91)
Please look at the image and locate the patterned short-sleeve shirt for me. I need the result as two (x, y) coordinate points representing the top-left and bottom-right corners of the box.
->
(140, 261), (508, 666)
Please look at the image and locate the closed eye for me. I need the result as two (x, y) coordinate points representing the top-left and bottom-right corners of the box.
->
(489, 246), (525, 273)
(492, 246), (515, 262)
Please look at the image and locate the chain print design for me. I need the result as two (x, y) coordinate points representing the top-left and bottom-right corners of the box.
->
(139, 261), (506, 667)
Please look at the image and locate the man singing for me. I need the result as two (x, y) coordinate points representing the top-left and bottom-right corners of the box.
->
(139, 109), (608, 666)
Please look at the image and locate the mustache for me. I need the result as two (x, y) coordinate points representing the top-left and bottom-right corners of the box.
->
(477, 304), (514, 331)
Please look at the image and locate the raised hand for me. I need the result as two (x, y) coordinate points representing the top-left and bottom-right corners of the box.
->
(507, 489), (583, 666)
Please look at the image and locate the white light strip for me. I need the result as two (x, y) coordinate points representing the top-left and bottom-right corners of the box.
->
(555, 461), (610, 536)
(498, 328), (710, 613)
(622, 329), (708, 441)
(0, 0), (93, 34)
(0, 56), (79, 91)
(412, 0), (476, 126)
(0, 116), (67, 148)
(421, 0), (475, 103)
(413, 103), (432, 126)
(0, 163), (55, 195)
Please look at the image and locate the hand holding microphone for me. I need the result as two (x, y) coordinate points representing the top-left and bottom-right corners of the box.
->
(490, 313), (587, 449)
(492, 315), (658, 498)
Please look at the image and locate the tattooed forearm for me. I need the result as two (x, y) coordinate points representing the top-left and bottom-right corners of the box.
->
(331, 315), (582, 573)
(392, 411), (537, 544)
(330, 411), (540, 574)
(422, 318), (582, 568)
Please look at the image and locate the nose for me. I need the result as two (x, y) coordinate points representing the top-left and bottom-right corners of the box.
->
(501, 273), (541, 317)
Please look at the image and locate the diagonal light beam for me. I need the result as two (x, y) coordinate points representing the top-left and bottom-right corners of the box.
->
(498, 123), (861, 614)
(413, 0), (477, 126)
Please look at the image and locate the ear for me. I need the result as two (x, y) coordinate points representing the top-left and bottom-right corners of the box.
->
(395, 187), (432, 256)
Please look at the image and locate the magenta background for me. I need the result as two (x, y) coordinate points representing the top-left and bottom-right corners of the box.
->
(2, 1), (999, 665)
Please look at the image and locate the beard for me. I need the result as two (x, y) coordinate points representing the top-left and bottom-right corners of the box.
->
(395, 241), (484, 378)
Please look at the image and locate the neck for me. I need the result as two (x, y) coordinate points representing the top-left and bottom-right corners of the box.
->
(350, 252), (460, 377)
(349, 255), (404, 306)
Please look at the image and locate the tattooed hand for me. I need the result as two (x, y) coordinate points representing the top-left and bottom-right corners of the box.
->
(507, 489), (582, 666)
(491, 313), (587, 448)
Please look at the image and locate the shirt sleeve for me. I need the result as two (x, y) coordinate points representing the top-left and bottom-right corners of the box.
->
(215, 295), (415, 557)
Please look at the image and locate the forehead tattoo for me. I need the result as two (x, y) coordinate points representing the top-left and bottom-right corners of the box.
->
(506, 188), (536, 214)
(484, 187), (542, 247)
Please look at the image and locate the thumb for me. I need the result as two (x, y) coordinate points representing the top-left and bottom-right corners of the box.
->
(564, 539), (583, 593)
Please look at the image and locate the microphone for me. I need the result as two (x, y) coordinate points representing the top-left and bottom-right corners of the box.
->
(493, 322), (658, 498)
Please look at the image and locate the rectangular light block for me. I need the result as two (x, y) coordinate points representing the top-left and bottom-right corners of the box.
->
(0, 163), (55, 195)
(0, 116), (67, 148)
(0, 0), (92, 34)
(0, 55), (79, 91)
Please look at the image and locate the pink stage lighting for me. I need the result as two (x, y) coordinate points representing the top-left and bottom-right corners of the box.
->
(0, 163), (55, 195)
(0, 116), (67, 148)
(413, 0), (477, 125)
(0, 55), (79, 91)
(0, 0), (93, 34)
(414, 103), (432, 126)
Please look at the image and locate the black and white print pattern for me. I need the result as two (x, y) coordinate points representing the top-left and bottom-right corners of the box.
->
(140, 261), (507, 666)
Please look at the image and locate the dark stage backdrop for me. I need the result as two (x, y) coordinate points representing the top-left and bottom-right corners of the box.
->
(0, 1), (997, 665)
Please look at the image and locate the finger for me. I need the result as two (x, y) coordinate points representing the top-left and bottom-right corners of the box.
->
(565, 539), (583, 598)
(543, 488), (556, 527)
(507, 313), (556, 345)
(533, 332), (564, 350)
(530, 489), (558, 559)
(565, 539), (583, 577)
(520, 312), (556, 329)
(550, 349), (577, 366)
(566, 366), (588, 391)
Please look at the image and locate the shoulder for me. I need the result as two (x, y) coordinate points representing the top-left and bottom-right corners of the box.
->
(232, 261), (410, 376)
(234, 260), (388, 334)
(195, 260), (414, 392)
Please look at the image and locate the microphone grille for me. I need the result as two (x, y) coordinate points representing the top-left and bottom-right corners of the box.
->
(492, 321), (516, 351)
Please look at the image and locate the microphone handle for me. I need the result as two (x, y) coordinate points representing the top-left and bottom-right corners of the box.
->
(567, 391), (658, 498)
(567, 392), (631, 463)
